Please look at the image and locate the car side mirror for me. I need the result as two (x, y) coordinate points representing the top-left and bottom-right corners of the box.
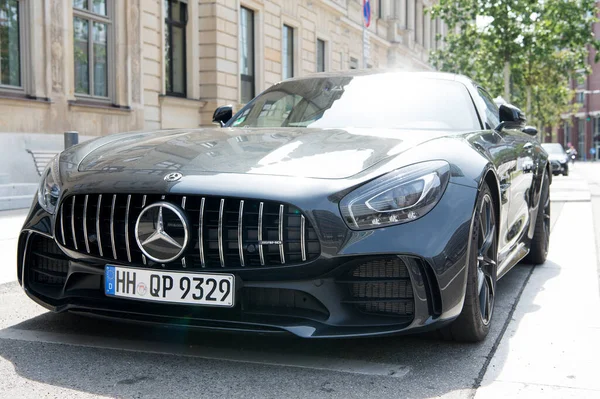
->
(495, 104), (526, 132)
(521, 126), (538, 136)
(499, 103), (526, 124)
(212, 105), (233, 127)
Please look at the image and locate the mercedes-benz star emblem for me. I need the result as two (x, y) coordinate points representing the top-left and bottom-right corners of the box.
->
(135, 202), (189, 263)
(164, 172), (183, 182)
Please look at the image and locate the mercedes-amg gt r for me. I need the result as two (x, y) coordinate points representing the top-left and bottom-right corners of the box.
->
(18, 71), (550, 342)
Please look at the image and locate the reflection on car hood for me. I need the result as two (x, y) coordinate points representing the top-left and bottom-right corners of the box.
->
(78, 127), (449, 179)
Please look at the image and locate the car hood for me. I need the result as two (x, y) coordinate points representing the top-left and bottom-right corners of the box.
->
(546, 152), (568, 162)
(77, 127), (449, 179)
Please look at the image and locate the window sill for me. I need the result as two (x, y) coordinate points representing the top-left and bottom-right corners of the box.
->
(68, 99), (132, 114)
(159, 95), (207, 109)
(0, 91), (52, 105)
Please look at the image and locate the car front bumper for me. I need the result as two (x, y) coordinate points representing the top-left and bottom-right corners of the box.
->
(18, 182), (477, 338)
(550, 160), (568, 174)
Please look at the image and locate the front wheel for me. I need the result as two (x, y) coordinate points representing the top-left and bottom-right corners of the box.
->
(524, 171), (550, 264)
(441, 183), (498, 342)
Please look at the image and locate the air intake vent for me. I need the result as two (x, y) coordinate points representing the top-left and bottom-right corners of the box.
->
(28, 235), (69, 287)
(339, 258), (415, 317)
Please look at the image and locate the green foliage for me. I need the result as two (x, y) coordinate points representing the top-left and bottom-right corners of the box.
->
(429, 0), (599, 133)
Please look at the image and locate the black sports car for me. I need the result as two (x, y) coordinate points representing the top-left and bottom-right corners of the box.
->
(541, 143), (569, 176)
(18, 71), (550, 342)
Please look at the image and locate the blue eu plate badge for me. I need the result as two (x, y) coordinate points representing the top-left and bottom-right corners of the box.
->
(105, 265), (116, 295)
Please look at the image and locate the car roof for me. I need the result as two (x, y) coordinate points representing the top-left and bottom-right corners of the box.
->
(282, 69), (475, 86)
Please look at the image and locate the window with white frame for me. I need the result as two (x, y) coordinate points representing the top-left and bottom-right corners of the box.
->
(239, 6), (255, 103)
(0, 0), (23, 89)
(316, 39), (325, 73)
(73, 0), (111, 99)
(164, 0), (187, 97)
(282, 25), (294, 79)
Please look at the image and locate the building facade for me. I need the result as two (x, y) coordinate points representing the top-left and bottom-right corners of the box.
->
(0, 0), (444, 207)
(555, 3), (600, 161)
(0, 0), (444, 135)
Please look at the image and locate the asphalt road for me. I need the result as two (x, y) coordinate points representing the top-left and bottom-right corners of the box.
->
(0, 165), (596, 399)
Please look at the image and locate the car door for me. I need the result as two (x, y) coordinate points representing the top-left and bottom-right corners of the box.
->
(472, 87), (518, 263)
(501, 122), (535, 250)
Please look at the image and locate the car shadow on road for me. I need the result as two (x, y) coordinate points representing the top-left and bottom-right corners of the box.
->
(0, 261), (559, 398)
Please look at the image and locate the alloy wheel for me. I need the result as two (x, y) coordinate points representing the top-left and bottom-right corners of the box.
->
(542, 186), (551, 254)
(477, 194), (497, 326)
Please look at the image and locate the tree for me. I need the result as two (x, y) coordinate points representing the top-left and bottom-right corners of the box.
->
(429, 0), (599, 135)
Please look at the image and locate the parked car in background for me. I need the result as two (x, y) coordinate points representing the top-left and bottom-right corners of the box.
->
(542, 143), (570, 176)
(18, 71), (551, 343)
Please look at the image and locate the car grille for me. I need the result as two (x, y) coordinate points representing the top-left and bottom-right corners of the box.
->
(55, 194), (320, 269)
(339, 258), (415, 317)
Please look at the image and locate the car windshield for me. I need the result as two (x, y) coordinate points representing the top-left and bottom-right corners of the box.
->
(228, 74), (481, 131)
(542, 143), (566, 155)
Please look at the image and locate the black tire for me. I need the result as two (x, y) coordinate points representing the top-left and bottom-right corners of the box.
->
(440, 183), (498, 342)
(524, 171), (550, 264)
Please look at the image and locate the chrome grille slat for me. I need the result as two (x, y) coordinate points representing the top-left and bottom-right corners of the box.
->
(199, 197), (205, 267)
(301, 215), (306, 262)
(110, 194), (117, 260)
(182, 196), (186, 209)
(83, 195), (90, 253)
(238, 200), (245, 267)
(218, 198), (225, 267)
(258, 201), (265, 266)
(70, 196), (78, 250)
(96, 194), (103, 257)
(279, 204), (285, 264)
(125, 195), (132, 262)
(60, 201), (66, 246)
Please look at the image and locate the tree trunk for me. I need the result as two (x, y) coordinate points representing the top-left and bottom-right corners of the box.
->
(503, 61), (511, 103)
(526, 86), (532, 119)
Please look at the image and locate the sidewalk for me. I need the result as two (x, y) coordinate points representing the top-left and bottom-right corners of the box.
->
(0, 209), (28, 285)
(475, 176), (600, 397)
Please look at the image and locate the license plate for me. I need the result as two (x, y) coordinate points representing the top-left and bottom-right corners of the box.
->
(104, 265), (235, 307)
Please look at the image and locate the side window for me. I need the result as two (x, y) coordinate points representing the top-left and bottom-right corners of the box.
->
(477, 88), (499, 129)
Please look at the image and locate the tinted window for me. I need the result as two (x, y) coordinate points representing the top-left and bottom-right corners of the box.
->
(477, 88), (499, 128)
(230, 74), (481, 131)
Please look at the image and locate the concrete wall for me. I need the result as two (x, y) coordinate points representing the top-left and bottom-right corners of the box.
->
(0, 133), (92, 185)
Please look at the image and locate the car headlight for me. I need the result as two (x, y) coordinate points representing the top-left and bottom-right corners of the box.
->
(37, 155), (61, 214)
(340, 161), (450, 230)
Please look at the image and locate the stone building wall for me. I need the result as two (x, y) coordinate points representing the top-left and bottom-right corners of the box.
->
(0, 0), (442, 137)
